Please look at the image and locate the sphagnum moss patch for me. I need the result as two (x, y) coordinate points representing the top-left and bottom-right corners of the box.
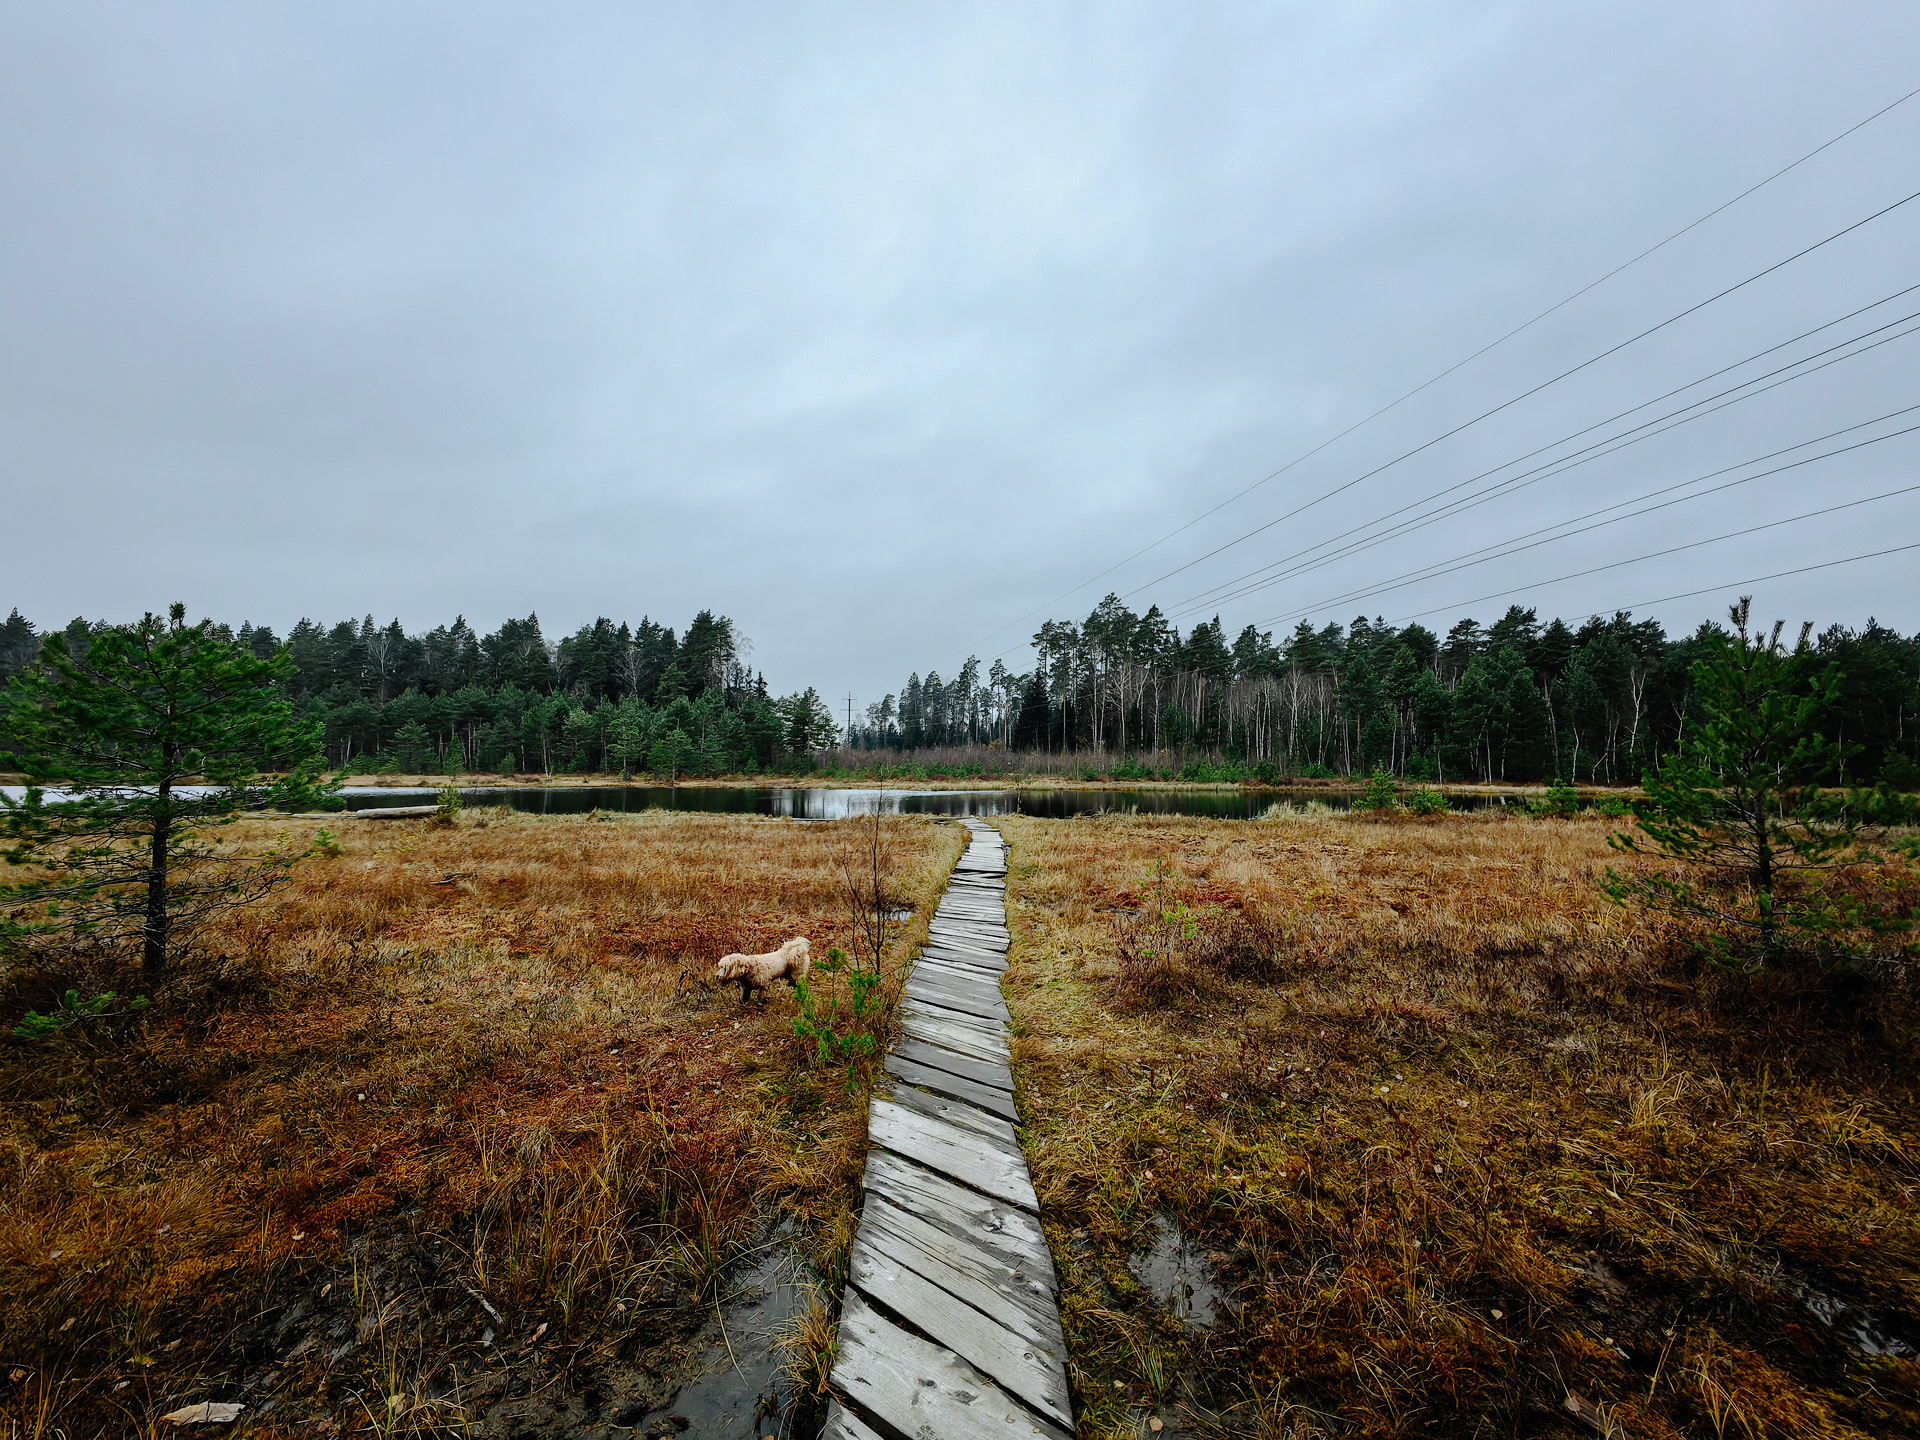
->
(999, 810), (1920, 1439)
(0, 809), (961, 1438)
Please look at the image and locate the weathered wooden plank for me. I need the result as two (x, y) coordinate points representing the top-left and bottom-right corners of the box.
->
(929, 919), (1011, 937)
(918, 959), (1007, 984)
(899, 1003), (1009, 1063)
(907, 963), (1007, 1002)
(822, 1399), (886, 1440)
(882, 1076), (1022, 1152)
(905, 976), (1008, 1025)
(913, 963), (1006, 998)
(925, 936), (1013, 960)
(904, 989), (1008, 1031)
(901, 993), (1008, 1038)
(832, 1291), (1071, 1440)
(892, 1036), (1013, 1093)
(925, 942), (1009, 962)
(861, 1193), (1061, 1337)
(868, 1097), (1038, 1210)
(936, 911), (1007, 929)
(911, 956), (1004, 986)
(921, 941), (1008, 968)
(898, 1015), (1008, 1070)
(901, 993), (1006, 1033)
(864, 1150), (1053, 1279)
(885, 1052), (1019, 1120)
(852, 1208), (1054, 1345)
(914, 955), (1006, 988)
(848, 1241), (1073, 1428)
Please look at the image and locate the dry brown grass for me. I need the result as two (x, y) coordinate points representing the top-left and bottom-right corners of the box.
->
(999, 809), (1920, 1439)
(0, 808), (961, 1437)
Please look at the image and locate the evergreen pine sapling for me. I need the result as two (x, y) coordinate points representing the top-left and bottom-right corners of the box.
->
(1601, 597), (1915, 965)
(1, 604), (333, 975)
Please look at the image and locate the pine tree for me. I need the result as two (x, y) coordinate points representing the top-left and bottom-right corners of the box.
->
(1602, 598), (1913, 964)
(1, 605), (331, 974)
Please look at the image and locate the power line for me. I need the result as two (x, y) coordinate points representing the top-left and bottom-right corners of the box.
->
(936, 84), (1920, 665)
(1600, 542), (1920, 617)
(1382, 481), (1920, 625)
(1171, 311), (1920, 619)
(1166, 295), (1920, 617)
(974, 295), (1920, 661)
(1115, 184), (1920, 606)
(1256, 413), (1920, 625)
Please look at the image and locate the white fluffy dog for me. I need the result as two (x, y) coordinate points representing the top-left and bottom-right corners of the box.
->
(715, 937), (811, 1003)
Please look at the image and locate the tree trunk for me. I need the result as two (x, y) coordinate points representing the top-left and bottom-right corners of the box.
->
(144, 776), (171, 974)
(1754, 807), (1777, 957)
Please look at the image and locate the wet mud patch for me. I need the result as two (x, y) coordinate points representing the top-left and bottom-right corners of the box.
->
(610, 1238), (815, 1439)
(1129, 1215), (1225, 1331)
(1052, 1216), (1237, 1438)
(486, 1229), (819, 1439)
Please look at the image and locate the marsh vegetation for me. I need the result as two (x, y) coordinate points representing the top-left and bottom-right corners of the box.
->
(999, 808), (1920, 1437)
(0, 810), (958, 1437)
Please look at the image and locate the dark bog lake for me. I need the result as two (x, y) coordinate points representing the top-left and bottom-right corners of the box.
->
(333, 784), (1525, 819)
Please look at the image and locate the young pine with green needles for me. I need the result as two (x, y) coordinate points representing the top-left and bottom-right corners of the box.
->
(1, 603), (332, 975)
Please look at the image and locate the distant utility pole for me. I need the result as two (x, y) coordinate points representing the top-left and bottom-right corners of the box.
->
(846, 692), (854, 739)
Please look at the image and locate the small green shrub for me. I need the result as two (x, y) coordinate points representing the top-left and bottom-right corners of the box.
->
(314, 827), (343, 859)
(792, 945), (883, 1092)
(433, 784), (463, 827)
(1529, 778), (1581, 817)
(1404, 785), (1449, 816)
(1353, 767), (1400, 814)
(15, 989), (149, 1039)
(1593, 793), (1632, 818)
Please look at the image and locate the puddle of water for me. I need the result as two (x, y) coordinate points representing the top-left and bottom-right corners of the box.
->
(1797, 1281), (1915, 1357)
(1129, 1216), (1224, 1330)
(606, 1233), (817, 1438)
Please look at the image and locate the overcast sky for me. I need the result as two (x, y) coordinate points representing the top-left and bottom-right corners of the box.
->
(4, 2), (1917, 705)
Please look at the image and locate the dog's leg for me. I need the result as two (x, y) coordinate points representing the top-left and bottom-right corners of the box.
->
(734, 976), (753, 1004)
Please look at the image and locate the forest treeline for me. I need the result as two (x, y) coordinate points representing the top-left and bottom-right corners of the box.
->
(4, 595), (1917, 785)
(0, 609), (837, 777)
(851, 596), (1920, 787)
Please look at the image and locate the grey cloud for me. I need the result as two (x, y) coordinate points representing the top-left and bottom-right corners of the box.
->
(3, 1), (1916, 704)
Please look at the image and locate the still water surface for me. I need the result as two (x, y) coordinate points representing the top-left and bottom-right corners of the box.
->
(2, 783), (1525, 818)
(335, 784), (1518, 818)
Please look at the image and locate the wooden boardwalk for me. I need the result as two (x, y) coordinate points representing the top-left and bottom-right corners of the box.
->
(824, 819), (1073, 1440)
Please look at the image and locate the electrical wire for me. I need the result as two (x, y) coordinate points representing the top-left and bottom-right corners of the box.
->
(936, 86), (1920, 665)
(1381, 482), (1920, 625)
(1116, 184), (1920, 607)
(1254, 412), (1920, 625)
(1596, 542), (1920, 618)
(1167, 311), (1920, 619)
